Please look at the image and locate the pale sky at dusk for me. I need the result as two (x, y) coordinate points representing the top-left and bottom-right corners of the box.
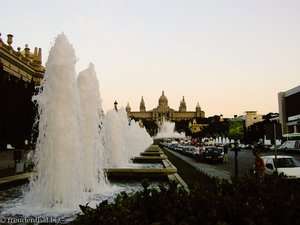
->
(1, 0), (299, 118)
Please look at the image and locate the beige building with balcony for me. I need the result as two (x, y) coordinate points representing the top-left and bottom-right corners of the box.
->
(244, 111), (263, 128)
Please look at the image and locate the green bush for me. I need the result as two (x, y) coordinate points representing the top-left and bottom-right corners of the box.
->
(74, 175), (300, 225)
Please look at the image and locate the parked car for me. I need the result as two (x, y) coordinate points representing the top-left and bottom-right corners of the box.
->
(199, 146), (224, 163)
(277, 140), (300, 152)
(244, 144), (254, 150)
(183, 145), (196, 156)
(253, 143), (269, 152)
(262, 155), (300, 179)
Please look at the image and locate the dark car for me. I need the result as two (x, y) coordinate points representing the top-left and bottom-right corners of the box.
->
(199, 146), (224, 163)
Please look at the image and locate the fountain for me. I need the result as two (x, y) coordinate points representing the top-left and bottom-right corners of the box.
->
(77, 63), (107, 192)
(102, 108), (153, 167)
(0, 33), (187, 222)
(24, 33), (87, 210)
(154, 119), (185, 139)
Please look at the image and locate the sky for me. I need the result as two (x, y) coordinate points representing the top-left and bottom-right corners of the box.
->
(1, 0), (299, 118)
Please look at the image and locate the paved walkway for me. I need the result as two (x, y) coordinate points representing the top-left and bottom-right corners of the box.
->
(161, 148), (216, 190)
(162, 147), (232, 181)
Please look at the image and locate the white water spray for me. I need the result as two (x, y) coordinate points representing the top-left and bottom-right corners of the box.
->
(0, 33), (154, 219)
(103, 108), (153, 167)
(77, 63), (108, 192)
(127, 119), (153, 157)
(154, 119), (185, 139)
(25, 34), (85, 209)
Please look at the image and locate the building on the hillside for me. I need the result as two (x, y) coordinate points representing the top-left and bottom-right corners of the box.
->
(245, 111), (263, 128)
(229, 115), (245, 141)
(126, 91), (205, 134)
(0, 33), (45, 149)
(278, 85), (300, 135)
(229, 111), (263, 142)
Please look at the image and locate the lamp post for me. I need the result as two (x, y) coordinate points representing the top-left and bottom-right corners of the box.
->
(114, 100), (118, 111)
(234, 141), (238, 179)
(273, 121), (278, 173)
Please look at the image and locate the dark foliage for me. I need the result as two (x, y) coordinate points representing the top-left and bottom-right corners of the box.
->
(74, 174), (300, 225)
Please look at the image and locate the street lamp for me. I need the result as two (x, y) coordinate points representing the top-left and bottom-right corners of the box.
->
(234, 140), (238, 179)
(272, 120), (278, 173)
(114, 100), (118, 111)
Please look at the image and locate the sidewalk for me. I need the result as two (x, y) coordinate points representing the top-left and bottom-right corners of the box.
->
(163, 147), (232, 181)
(161, 148), (216, 190)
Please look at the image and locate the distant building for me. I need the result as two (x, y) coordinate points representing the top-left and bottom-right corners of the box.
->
(229, 115), (245, 141)
(229, 111), (263, 142)
(278, 85), (300, 135)
(0, 33), (45, 149)
(244, 111), (263, 128)
(126, 91), (205, 134)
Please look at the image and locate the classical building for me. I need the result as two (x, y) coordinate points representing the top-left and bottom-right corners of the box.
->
(0, 34), (44, 84)
(0, 33), (45, 149)
(126, 91), (205, 127)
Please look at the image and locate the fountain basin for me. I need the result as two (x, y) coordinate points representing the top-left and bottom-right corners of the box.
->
(140, 151), (163, 156)
(133, 144), (167, 162)
(132, 155), (167, 163)
(104, 167), (176, 180)
(144, 145), (162, 152)
(104, 158), (179, 181)
(0, 173), (33, 190)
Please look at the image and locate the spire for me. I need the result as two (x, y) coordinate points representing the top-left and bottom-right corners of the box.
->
(33, 47), (38, 63)
(37, 48), (42, 64)
(140, 96), (146, 112)
(126, 102), (131, 113)
(196, 102), (201, 111)
(179, 96), (186, 112)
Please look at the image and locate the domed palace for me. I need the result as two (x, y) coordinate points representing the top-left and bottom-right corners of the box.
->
(126, 91), (205, 134)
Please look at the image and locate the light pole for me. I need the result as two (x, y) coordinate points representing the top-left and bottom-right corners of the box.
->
(114, 100), (118, 111)
(234, 141), (238, 179)
(273, 121), (278, 173)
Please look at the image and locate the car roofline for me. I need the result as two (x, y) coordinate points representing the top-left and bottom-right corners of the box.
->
(261, 155), (294, 159)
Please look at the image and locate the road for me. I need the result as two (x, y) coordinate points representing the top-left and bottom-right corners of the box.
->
(162, 146), (300, 181)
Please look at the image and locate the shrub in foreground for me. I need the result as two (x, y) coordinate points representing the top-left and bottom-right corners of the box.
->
(74, 175), (300, 225)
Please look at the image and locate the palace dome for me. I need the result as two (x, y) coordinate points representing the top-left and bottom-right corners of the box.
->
(158, 91), (168, 107)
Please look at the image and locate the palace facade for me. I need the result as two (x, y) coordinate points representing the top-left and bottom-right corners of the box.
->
(126, 91), (205, 131)
(0, 34), (44, 85)
(0, 33), (45, 149)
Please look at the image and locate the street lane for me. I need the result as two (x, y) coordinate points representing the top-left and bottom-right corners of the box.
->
(162, 146), (300, 181)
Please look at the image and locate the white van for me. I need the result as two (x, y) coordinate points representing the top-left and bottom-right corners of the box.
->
(277, 140), (300, 152)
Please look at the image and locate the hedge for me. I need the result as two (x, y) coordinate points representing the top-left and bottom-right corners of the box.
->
(74, 174), (300, 225)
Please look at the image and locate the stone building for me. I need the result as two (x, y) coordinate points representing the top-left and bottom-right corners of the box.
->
(0, 33), (45, 149)
(126, 91), (205, 131)
(244, 111), (263, 128)
(0, 34), (44, 84)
